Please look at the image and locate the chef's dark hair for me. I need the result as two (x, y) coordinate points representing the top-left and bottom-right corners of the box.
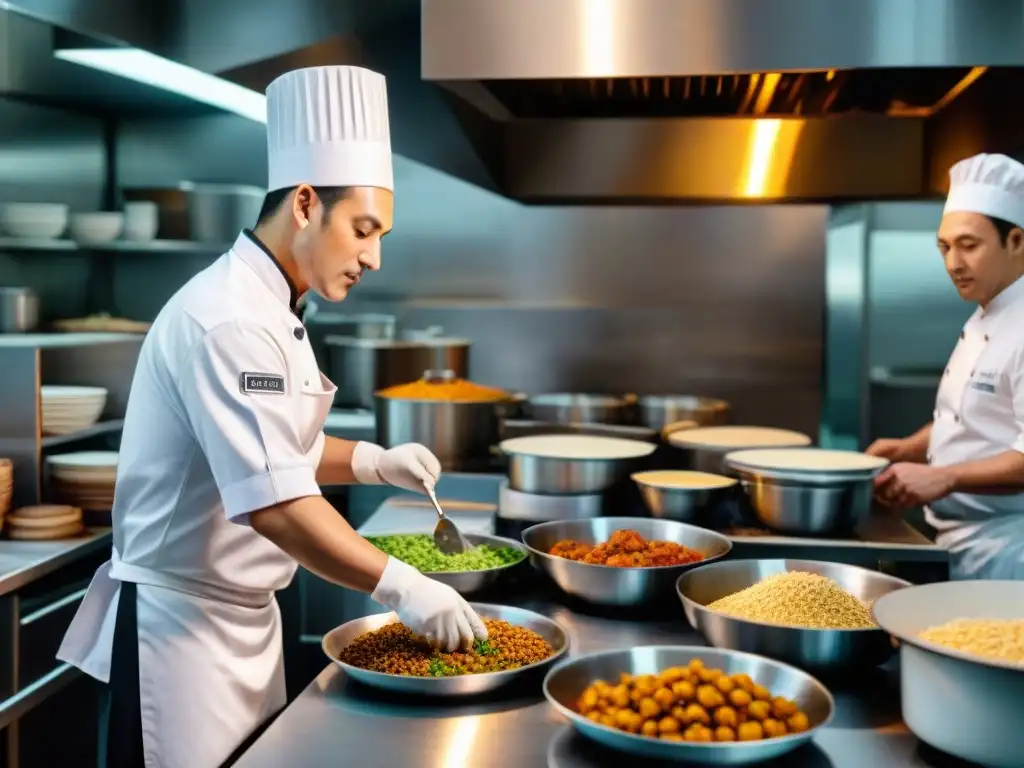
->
(986, 215), (1023, 246)
(256, 186), (352, 227)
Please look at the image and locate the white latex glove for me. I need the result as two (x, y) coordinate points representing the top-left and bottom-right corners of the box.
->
(371, 557), (487, 651)
(351, 441), (441, 493)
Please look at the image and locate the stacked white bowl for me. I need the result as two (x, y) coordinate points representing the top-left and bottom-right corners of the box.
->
(40, 386), (108, 436)
(0, 203), (68, 239)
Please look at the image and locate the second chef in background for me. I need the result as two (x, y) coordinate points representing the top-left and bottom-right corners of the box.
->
(870, 152), (1024, 580)
(56, 65), (486, 768)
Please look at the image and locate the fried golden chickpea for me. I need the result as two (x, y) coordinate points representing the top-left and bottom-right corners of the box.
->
(599, 713), (617, 728)
(585, 711), (602, 723)
(641, 720), (659, 738)
(747, 700), (772, 721)
(788, 712), (810, 733)
(638, 697), (661, 719)
(752, 684), (772, 702)
(692, 726), (714, 742)
(670, 705), (687, 721)
(661, 733), (684, 742)
(614, 709), (634, 729)
(579, 688), (599, 712)
(659, 666), (685, 684)
(696, 685), (725, 710)
(737, 721), (764, 741)
(610, 685), (631, 708)
(658, 716), (681, 735)
(618, 672), (633, 686)
(688, 659), (705, 672)
(772, 697), (798, 719)
(762, 718), (787, 738)
(731, 673), (755, 692)
(713, 706), (738, 729)
(713, 675), (735, 694)
(671, 680), (695, 701)
(697, 667), (722, 684)
(715, 726), (736, 742)
(683, 703), (711, 725)
(653, 687), (676, 710)
(634, 675), (658, 695)
(627, 712), (644, 734)
(728, 688), (752, 708)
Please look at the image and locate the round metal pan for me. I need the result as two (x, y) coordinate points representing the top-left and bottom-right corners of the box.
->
(322, 603), (569, 696)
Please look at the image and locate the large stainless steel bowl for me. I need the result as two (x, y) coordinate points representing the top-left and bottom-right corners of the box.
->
(667, 427), (812, 476)
(636, 395), (731, 430)
(501, 435), (657, 495)
(322, 603), (569, 696)
(678, 559), (910, 672)
(873, 581), (1024, 768)
(543, 645), (834, 764)
(724, 451), (884, 535)
(632, 471), (738, 523)
(363, 531), (528, 594)
(526, 393), (636, 425)
(521, 517), (732, 606)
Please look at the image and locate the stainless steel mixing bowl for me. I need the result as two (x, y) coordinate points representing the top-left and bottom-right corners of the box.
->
(501, 436), (657, 495)
(632, 472), (737, 523)
(725, 452), (883, 535)
(677, 559), (910, 672)
(521, 517), (732, 606)
(322, 602), (568, 696)
(363, 531), (528, 594)
(873, 580), (1024, 768)
(543, 645), (834, 764)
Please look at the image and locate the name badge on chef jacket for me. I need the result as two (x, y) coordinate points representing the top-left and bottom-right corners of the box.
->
(970, 370), (998, 394)
(239, 372), (286, 395)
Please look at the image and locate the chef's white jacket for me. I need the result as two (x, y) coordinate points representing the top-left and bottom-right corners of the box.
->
(926, 274), (1024, 578)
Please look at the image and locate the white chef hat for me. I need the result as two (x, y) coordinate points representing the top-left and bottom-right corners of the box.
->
(944, 153), (1024, 230)
(265, 66), (393, 193)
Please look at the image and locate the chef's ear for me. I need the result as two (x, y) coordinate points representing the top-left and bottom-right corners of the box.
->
(1008, 227), (1024, 258)
(292, 185), (316, 230)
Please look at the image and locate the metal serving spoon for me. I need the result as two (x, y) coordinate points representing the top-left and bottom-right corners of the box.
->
(427, 486), (473, 555)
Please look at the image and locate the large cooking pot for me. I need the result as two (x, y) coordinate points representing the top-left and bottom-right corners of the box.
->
(526, 393), (636, 425)
(325, 335), (470, 410)
(636, 395), (731, 431)
(374, 370), (516, 471)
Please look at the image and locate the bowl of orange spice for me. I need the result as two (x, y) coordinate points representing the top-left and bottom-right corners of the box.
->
(374, 369), (523, 471)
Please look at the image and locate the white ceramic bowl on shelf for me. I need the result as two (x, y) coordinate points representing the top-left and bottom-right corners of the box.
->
(40, 385), (108, 435)
(69, 212), (124, 244)
(0, 203), (69, 239)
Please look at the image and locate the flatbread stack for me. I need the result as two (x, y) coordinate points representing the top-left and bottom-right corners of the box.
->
(6, 505), (84, 540)
(0, 459), (11, 525)
(53, 314), (151, 334)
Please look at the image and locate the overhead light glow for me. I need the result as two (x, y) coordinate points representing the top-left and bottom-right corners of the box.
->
(54, 47), (267, 123)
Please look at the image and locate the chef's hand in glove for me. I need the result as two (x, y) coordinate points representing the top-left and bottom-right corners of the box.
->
(351, 441), (442, 493)
(371, 557), (487, 651)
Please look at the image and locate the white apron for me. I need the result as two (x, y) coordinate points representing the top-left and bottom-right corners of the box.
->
(58, 231), (337, 768)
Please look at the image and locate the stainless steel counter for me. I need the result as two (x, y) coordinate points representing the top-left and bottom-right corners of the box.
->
(235, 589), (967, 768)
(0, 527), (110, 596)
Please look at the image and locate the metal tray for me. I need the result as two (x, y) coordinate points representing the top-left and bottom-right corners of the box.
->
(364, 531), (528, 594)
(543, 645), (834, 764)
(322, 603), (569, 696)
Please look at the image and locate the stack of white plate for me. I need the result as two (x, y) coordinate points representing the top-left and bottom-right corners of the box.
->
(46, 451), (118, 511)
(40, 386), (108, 436)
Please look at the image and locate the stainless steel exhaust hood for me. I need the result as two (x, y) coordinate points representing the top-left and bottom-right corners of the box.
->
(423, 0), (1024, 203)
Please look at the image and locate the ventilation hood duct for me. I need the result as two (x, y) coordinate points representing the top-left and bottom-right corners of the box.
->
(423, 0), (1024, 203)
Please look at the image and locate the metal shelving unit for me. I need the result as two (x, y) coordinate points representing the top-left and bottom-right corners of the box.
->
(0, 238), (230, 254)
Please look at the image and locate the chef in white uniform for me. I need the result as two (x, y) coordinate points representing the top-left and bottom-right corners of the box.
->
(869, 152), (1024, 580)
(56, 65), (487, 768)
